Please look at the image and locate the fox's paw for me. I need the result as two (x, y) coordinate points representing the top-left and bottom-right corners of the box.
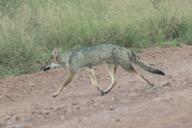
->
(100, 90), (106, 96)
(52, 93), (59, 98)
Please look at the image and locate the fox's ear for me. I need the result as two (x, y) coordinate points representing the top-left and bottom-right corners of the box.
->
(52, 48), (60, 55)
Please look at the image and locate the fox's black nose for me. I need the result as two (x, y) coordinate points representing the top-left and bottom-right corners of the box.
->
(41, 65), (50, 71)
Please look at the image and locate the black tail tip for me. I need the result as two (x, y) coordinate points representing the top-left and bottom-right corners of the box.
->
(154, 70), (165, 76)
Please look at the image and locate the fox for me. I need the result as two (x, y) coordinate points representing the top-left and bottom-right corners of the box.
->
(41, 44), (165, 97)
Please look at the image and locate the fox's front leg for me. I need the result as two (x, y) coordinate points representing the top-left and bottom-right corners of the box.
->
(87, 68), (103, 91)
(100, 64), (117, 95)
(52, 71), (76, 97)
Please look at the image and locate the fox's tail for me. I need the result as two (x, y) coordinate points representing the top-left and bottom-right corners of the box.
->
(132, 50), (165, 75)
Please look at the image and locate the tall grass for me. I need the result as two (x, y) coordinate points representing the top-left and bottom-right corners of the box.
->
(0, 0), (192, 78)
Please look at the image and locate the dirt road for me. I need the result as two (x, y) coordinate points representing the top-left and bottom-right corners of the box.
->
(1, 45), (192, 128)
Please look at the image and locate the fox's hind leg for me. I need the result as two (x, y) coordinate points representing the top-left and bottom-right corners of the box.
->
(100, 64), (117, 95)
(52, 70), (76, 97)
(136, 72), (154, 87)
(122, 64), (154, 87)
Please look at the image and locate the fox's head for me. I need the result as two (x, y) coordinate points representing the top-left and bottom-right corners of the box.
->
(41, 48), (62, 71)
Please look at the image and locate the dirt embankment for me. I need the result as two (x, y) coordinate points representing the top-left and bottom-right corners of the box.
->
(1, 45), (192, 128)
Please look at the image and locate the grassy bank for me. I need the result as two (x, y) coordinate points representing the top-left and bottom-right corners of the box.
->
(0, 0), (192, 78)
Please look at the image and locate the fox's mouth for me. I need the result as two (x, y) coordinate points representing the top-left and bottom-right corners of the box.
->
(40, 63), (51, 71)
(41, 66), (50, 71)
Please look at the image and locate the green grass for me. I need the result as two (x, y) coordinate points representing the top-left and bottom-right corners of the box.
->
(0, 0), (192, 78)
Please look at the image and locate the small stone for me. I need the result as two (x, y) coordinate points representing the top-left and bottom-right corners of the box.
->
(24, 117), (32, 123)
(15, 116), (21, 122)
(115, 118), (120, 122)
(28, 82), (35, 86)
(162, 82), (171, 87)
(5, 115), (12, 120)
(60, 115), (66, 121)
(39, 110), (49, 115)
(109, 106), (115, 111)
(111, 97), (116, 101)
(75, 106), (81, 110)
(72, 102), (78, 106)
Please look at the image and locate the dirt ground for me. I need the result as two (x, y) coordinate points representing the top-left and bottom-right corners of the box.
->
(1, 45), (192, 128)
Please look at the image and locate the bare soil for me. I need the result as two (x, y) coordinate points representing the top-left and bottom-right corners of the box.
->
(1, 45), (192, 128)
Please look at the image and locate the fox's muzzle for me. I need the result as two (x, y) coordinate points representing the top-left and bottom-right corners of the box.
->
(41, 66), (50, 71)
(40, 62), (51, 71)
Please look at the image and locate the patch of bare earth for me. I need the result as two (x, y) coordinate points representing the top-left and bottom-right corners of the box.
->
(1, 45), (192, 128)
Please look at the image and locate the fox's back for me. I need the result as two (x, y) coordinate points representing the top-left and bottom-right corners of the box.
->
(69, 45), (117, 69)
(68, 44), (127, 71)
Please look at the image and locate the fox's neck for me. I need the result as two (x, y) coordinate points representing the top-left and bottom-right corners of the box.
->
(58, 51), (73, 67)
(56, 54), (66, 66)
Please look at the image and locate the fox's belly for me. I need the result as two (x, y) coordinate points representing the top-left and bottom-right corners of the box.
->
(69, 48), (115, 71)
(81, 56), (113, 68)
